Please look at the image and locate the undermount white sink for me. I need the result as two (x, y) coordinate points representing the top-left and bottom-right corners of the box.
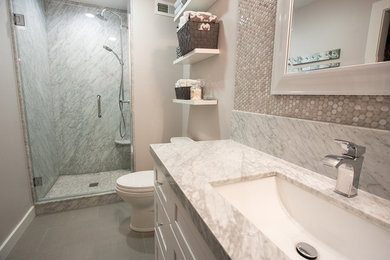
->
(213, 175), (390, 260)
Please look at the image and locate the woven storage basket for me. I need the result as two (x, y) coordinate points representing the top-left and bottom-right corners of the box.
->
(177, 20), (219, 56)
(175, 87), (191, 100)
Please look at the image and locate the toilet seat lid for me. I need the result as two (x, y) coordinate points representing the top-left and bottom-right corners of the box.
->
(116, 171), (154, 190)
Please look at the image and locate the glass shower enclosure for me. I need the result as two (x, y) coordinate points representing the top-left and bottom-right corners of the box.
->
(10, 0), (132, 202)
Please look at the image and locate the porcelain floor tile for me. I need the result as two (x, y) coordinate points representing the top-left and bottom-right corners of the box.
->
(6, 202), (154, 260)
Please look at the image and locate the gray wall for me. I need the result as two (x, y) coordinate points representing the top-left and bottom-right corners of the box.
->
(182, 0), (238, 141)
(12, 0), (59, 199)
(132, 0), (183, 170)
(0, 0), (33, 247)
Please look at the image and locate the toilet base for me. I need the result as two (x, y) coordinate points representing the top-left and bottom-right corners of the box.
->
(128, 205), (154, 232)
(115, 170), (155, 233)
(130, 223), (154, 232)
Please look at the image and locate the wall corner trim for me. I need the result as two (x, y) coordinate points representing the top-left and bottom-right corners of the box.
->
(0, 206), (35, 259)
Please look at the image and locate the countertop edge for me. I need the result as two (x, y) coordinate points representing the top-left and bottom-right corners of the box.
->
(149, 145), (231, 260)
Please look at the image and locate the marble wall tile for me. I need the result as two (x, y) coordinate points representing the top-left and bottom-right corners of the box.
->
(234, 0), (390, 130)
(45, 0), (131, 175)
(231, 110), (390, 200)
(12, 0), (60, 199)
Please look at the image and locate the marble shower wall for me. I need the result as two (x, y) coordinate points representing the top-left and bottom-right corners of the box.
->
(12, 0), (60, 199)
(45, 0), (130, 175)
(231, 111), (390, 200)
(13, 0), (131, 200)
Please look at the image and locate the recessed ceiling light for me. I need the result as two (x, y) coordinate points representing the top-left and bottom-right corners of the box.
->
(108, 37), (117, 42)
(85, 13), (95, 18)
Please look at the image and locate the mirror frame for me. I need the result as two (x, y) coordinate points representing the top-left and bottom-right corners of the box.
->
(271, 0), (390, 95)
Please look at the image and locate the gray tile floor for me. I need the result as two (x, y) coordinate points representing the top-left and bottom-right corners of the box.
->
(6, 202), (154, 260)
(44, 170), (130, 200)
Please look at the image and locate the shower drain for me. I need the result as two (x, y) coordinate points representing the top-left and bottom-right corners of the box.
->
(89, 182), (99, 187)
(296, 242), (318, 259)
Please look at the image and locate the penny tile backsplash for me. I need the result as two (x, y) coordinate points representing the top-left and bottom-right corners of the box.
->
(234, 0), (390, 130)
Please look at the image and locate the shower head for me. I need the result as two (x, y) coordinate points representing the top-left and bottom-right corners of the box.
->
(103, 45), (123, 65)
(96, 9), (107, 21)
(96, 8), (124, 27)
(103, 45), (113, 52)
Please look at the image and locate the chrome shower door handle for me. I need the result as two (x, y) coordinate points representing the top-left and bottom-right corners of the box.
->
(97, 95), (102, 118)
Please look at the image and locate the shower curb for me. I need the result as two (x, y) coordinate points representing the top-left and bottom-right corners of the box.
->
(34, 191), (122, 215)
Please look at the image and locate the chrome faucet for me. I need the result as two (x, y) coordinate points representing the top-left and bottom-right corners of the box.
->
(322, 139), (366, 197)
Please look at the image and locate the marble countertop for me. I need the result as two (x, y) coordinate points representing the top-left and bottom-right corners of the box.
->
(150, 140), (390, 260)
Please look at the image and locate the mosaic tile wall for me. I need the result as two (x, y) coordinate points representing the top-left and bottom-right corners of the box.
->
(234, 0), (390, 130)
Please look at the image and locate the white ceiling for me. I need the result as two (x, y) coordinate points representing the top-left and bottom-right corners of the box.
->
(73, 0), (128, 10)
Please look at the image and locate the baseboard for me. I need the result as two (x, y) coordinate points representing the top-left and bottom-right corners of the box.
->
(0, 206), (35, 260)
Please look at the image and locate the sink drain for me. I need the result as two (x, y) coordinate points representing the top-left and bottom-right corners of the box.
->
(296, 242), (318, 259)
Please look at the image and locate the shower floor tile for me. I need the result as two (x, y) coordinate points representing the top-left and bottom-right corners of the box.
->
(43, 169), (130, 200)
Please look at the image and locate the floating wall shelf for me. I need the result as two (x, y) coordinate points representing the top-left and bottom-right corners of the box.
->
(173, 99), (218, 105)
(173, 48), (220, 65)
(174, 0), (217, 22)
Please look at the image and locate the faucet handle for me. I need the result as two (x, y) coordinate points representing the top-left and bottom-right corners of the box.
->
(334, 139), (366, 158)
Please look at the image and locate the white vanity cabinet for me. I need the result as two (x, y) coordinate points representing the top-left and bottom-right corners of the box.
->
(154, 166), (216, 260)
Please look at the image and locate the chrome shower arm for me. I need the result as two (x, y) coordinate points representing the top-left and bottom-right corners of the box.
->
(106, 10), (123, 63)
(112, 50), (124, 65)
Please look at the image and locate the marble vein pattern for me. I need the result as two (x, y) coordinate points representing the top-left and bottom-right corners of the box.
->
(43, 169), (129, 200)
(45, 0), (131, 175)
(12, 0), (60, 199)
(150, 140), (390, 260)
(231, 110), (390, 200)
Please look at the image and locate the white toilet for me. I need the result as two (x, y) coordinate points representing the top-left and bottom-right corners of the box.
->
(116, 137), (194, 232)
(116, 170), (155, 232)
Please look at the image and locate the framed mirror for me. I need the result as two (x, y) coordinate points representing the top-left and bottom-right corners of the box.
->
(271, 0), (390, 95)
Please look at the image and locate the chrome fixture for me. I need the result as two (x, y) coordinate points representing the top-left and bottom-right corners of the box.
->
(322, 139), (366, 197)
(13, 13), (25, 26)
(97, 8), (128, 139)
(289, 62), (340, 73)
(103, 45), (123, 65)
(288, 48), (341, 66)
(296, 242), (318, 259)
(95, 9), (107, 21)
(119, 99), (130, 104)
(97, 95), (102, 118)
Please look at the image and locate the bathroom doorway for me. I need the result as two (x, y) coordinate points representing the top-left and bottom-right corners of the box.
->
(9, 0), (133, 202)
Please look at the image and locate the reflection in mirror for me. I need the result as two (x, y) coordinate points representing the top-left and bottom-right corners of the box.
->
(288, 0), (390, 73)
(271, 0), (390, 95)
